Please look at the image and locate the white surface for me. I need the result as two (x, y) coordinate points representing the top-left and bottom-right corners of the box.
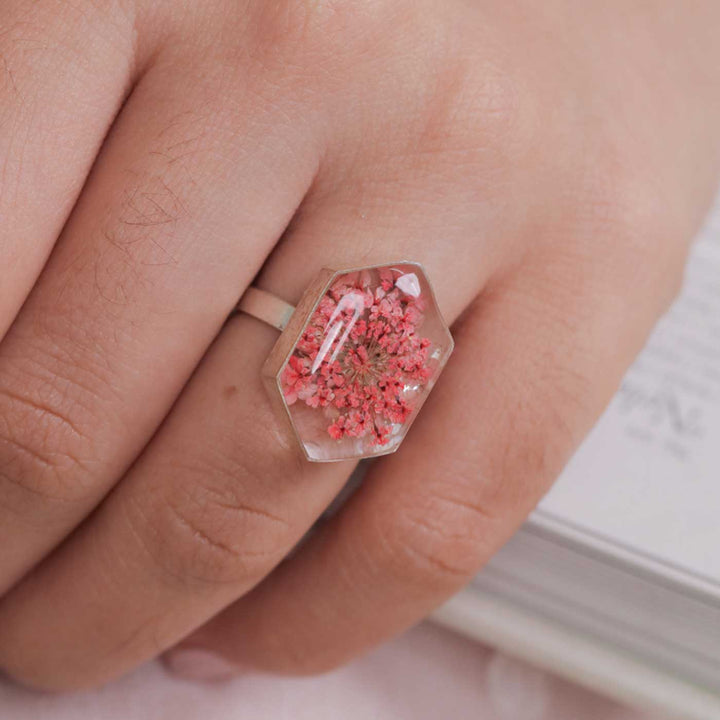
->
(434, 592), (717, 720)
(540, 204), (720, 588)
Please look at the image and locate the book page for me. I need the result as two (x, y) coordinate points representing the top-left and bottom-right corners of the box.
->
(537, 200), (720, 588)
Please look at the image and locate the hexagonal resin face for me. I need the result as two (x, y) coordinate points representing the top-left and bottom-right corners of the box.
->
(263, 263), (454, 462)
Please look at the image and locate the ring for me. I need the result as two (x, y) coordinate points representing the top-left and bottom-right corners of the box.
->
(236, 262), (454, 462)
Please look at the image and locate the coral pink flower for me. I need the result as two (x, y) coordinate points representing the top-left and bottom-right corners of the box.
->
(280, 269), (434, 446)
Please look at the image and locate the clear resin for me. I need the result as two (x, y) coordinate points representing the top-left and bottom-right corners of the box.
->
(266, 263), (453, 462)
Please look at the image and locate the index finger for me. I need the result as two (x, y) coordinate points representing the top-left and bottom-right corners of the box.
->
(0, 0), (139, 335)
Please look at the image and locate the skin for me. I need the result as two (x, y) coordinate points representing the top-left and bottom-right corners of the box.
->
(0, 0), (718, 691)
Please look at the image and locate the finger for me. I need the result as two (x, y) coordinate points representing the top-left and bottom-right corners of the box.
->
(0, 13), (544, 685)
(0, 44), (318, 593)
(0, 168), (501, 690)
(0, 0), (141, 336)
(168, 244), (673, 675)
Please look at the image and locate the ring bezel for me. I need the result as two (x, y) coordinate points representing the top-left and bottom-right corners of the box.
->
(254, 261), (454, 463)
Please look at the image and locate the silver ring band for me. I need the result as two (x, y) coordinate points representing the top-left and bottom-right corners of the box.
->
(235, 286), (296, 332)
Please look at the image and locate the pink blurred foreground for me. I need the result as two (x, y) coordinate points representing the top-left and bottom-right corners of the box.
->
(0, 623), (665, 720)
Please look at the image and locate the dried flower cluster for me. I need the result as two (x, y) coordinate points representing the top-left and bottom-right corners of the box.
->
(281, 269), (433, 446)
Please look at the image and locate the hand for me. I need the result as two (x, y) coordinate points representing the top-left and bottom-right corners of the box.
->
(0, 0), (718, 690)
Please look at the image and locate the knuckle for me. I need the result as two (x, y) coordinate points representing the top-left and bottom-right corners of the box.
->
(249, 0), (377, 54)
(374, 484), (497, 590)
(129, 456), (294, 589)
(381, 54), (523, 192)
(100, 172), (192, 294)
(573, 162), (691, 308)
(498, 371), (586, 497)
(0, 363), (96, 506)
(245, 0), (524, 175)
(433, 55), (523, 158)
(597, 173), (678, 252)
(90, 122), (218, 315)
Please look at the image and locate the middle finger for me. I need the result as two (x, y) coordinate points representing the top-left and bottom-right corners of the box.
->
(0, 44), (318, 593)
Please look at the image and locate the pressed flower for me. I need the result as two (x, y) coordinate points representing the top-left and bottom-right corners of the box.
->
(280, 267), (436, 447)
(267, 263), (453, 462)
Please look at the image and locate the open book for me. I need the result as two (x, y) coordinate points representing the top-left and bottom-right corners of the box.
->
(433, 200), (720, 720)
